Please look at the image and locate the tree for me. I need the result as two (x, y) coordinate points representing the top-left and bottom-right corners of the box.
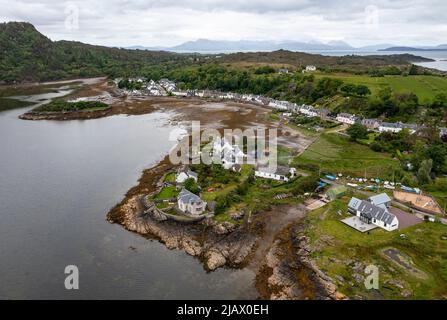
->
(417, 159), (433, 184)
(254, 65), (275, 74)
(409, 64), (419, 75)
(184, 178), (200, 195)
(291, 175), (319, 196)
(347, 123), (368, 141)
(355, 85), (371, 96)
(432, 93), (447, 109)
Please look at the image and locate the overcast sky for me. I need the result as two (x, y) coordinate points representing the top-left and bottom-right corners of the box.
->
(1, 0), (446, 47)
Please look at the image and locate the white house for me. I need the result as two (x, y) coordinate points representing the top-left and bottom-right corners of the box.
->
(336, 113), (358, 125)
(378, 122), (418, 134)
(303, 65), (317, 73)
(299, 105), (318, 117)
(176, 168), (198, 184)
(177, 189), (207, 215)
(255, 166), (296, 182)
(268, 100), (289, 110)
(159, 78), (177, 92)
(439, 127), (447, 138)
(172, 91), (188, 97)
(147, 80), (166, 96)
(361, 118), (381, 130)
(348, 197), (399, 231)
(212, 137), (246, 170)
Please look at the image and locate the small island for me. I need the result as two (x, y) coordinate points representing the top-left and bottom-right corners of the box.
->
(19, 99), (112, 120)
(33, 99), (109, 112)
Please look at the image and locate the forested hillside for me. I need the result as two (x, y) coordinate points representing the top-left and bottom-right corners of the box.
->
(0, 22), (184, 83)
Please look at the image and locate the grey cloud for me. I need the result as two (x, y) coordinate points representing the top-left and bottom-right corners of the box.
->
(0, 0), (445, 47)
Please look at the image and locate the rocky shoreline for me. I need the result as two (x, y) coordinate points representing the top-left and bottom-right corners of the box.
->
(105, 154), (342, 299)
(106, 159), (260, 271)
(255, 222), (346, 300)
(109, 194), (259, 271)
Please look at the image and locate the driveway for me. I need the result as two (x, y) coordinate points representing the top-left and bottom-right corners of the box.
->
(388, 207), (423, 230)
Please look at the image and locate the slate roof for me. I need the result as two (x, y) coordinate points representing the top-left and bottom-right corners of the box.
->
(368, 193), (391, 206)
(338, 113), (354, 118)
(256, 165), (291, 176)
(348, 197), (397, 225)
(178, 189), (202, 205)
(186, 170), (198, 179)
(380, 122), (418, 130)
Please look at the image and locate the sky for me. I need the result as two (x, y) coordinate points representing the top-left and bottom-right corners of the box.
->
(1, 0), (446, 48)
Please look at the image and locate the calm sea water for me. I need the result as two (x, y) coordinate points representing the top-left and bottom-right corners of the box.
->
(0, 86), (255, 299)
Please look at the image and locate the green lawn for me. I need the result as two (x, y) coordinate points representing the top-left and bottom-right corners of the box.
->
(305, 198), (447, 299)
(314, 73), (447, 103)
(357, 132), (379, 146)
(276, 145), (296, 166)
(164, 172), (176, 183)
(153, 186), (178, 200)
(295, 133), (399, 179)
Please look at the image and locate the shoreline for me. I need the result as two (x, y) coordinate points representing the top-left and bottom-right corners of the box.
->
(13, 81), (342, 299)
(105, 152), (342, 299)
(18, 94), (273, 121)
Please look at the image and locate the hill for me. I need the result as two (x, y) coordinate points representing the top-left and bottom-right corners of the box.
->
(381, 46), (447, 52)
(216, 50), (434, 73)
(0, 22), (181, 83)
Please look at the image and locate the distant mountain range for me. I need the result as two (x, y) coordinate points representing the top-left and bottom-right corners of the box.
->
(126, 39), (447, 53)
(127, 39), (364, 52)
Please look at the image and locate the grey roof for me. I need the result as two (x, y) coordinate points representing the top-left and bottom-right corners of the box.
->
(349, 198), (396, 225)
(186, 170), (198, 179)
(257, 165), (291, 176)
(348, 197), (362, 211)
(362, 118), (380, 124)
(380, 122), (418, 130)
(178, 189), (202, 205)
(368, 193), (391, 206)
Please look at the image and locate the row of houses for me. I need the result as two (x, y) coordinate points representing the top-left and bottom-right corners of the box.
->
(117, 78), (446, 137)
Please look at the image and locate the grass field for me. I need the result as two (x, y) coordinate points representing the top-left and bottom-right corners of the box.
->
(153, 186), (178, 200)
(304, 198), (447, 299)
(295, 133), (399, 179)
(314, 73), (447, 102)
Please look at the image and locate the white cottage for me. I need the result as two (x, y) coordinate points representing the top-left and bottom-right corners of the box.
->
(212, 137), (246, 170)
(348, 197), (399, 231)
(336, 113), (358, 125)
(255, 166), (296, 182)
(176, 168), (198, 184)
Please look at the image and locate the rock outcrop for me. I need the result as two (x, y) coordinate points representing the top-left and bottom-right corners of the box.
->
(109, 195), (258, 271)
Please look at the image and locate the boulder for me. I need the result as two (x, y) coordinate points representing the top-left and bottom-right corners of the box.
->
(205, 250), (227, 271)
